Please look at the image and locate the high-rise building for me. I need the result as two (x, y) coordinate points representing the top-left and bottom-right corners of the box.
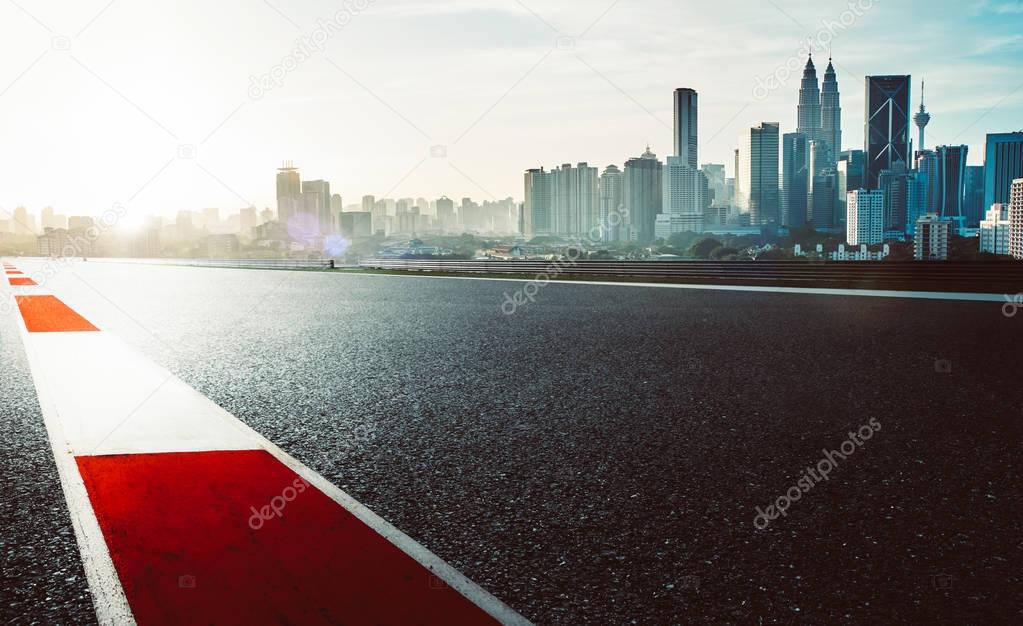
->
(935, 145), (968, 223)
(701, 164), (727, 208)
(1010, 179), (1023, 260)
(523, 168), (551, 237)
(733, 149), (742, 210)
(915, 149), (942, 215)
(302, 179), (332, 235)
(598, 165), (624, 242)
(781, 132), (809, 228)
(983, 132), (1023, 211)
(239, 206), (258, 239)
(915, 213), (952, 260)
(837, 150), (866, 223)
(963, 165), (986, 227)
(339, 212), (373, 239)
(838, 150), (866, 192)
(673, 88), (698, 168)
(821, 58), (842, 162)
(878, 161), (916, 236)
(361, 195), (375, 213)
(913, 81), (931, 151)
(550, 163), (599, 237)
(623, 146), (663, 243)
(656, 156), (709, 238)
(847, 189), (885, 246)
(865, 75), (911, 189)
(436, 196), (456, 232)
(738, 122), (780, 226)
(807, 140), (836, 229)
(979, 204), (1011, 255)
(797, 57), (822, 146)
(276, 161), (301, 224)
(809, 170), (839, 231)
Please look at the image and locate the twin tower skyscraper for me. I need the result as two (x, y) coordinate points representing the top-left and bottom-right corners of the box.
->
(797, 55), (842, 163)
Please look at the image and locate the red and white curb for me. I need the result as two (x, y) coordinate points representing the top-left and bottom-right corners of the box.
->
(2, 259), (531, 626)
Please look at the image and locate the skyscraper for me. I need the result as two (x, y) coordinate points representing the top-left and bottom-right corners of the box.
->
(797, 57), (822, 146)
(781, 132), (809, 228)
(276, 161), (301, 224)
(838, 150), (866, 192)
(915, 149), (942, 215)
(983, 132), (1023, 210)
(599, 165), (624, 242)
(821, 58), (842, 162)
(878, 161), (915, 235)
(673, 88), (698, 168)
(963, 165), (986, 227)
(936, 145), (968, 223)
(739, 123), (781, 226)
(302, 179), (332, 235)
(865, 76), (911, 189)
(913, 81), (931, 151)
(623, 146), (663, 243)
(701, 164), (727, 208)
(808, 140), (836, 229)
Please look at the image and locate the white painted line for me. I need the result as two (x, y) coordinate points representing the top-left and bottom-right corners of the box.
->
(352, 270), (1007, 303)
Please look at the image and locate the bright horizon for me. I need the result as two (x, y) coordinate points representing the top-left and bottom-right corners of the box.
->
(1, 0), (1021, 222)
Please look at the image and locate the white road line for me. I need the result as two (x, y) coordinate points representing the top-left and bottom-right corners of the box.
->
(352, 270), (1007, 302)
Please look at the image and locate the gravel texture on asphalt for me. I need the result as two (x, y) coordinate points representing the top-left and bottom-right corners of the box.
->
(1, 260), (1020, 625)
(0, 287), (98, 626)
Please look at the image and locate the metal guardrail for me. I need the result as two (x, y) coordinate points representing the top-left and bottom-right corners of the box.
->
(359, 259), (1023, 294)
(86, 258), (335, 270)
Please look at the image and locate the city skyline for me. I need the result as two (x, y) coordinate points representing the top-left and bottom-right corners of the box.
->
(0, 1), (1020, 220)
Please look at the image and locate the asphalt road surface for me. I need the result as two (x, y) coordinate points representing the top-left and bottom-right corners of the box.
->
(1, 260), (1020, 625)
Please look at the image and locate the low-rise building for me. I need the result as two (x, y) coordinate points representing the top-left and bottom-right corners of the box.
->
(979, 204), (1011, 255)
(914, 214), (952, 261)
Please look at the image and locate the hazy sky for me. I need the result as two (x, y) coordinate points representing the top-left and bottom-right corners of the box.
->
(1, 0), (1021, 221)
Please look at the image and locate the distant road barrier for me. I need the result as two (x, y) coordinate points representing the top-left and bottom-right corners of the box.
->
(359, 259), (1023, 294)
(86, 258), (335, 270)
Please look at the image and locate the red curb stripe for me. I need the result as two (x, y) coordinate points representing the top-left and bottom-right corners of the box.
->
(76, 450), (498, 626)
(9, 277), (37, 286)
(16, 295), (99, 332)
